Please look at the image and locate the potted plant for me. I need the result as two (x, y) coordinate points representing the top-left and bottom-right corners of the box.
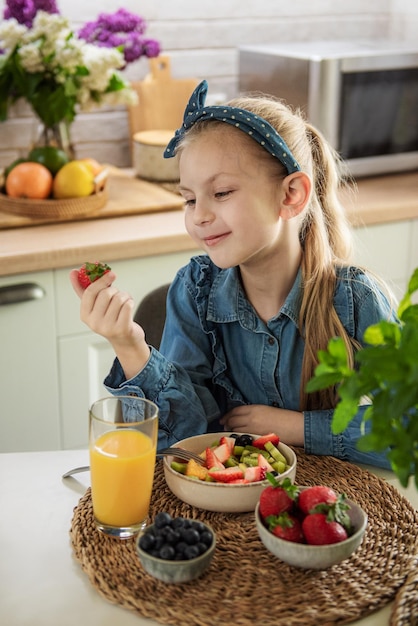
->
(306, 268), (418, 489)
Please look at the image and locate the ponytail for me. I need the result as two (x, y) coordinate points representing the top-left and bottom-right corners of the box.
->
(299, 124), (359, 410)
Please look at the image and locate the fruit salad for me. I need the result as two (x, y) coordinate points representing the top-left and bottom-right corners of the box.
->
(170, 433), (292, 484)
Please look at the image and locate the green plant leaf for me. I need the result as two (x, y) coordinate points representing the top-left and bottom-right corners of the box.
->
(401, 304), (418, 324)
(305, 371), (344, 393)
(363, 321), (400, 347)
(306, 267), (418, 488)
(398, 267), (418, 317)
(331, 396), (359, 434)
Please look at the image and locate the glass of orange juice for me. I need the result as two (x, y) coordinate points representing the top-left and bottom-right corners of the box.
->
(89, 396), (158, 539)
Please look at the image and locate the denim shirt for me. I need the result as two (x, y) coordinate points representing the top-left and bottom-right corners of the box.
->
(105, 255), (396, 469)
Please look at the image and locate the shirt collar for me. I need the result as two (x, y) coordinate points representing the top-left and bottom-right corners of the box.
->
(206, 267), (303, 328)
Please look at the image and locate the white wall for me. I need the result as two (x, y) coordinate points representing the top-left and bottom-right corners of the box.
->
(389, 0), (418, 38)
(0, 0), (417, 167)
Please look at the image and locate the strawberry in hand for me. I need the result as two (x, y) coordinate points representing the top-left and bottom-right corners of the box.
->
(77, 261), (111, 289)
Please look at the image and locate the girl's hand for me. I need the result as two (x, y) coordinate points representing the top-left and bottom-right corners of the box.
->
(69, 269), (150, 379)
(220, 404), (304, 446)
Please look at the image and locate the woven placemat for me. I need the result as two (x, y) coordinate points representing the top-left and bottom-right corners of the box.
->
(70, 450), (418, 626)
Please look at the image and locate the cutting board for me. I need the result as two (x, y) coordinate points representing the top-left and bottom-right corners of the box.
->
(128, 56), (198, 134)
(0, 169), (184, 229)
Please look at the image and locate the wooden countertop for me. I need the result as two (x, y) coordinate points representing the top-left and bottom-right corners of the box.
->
(0, 171), (417, 277)
(339, 171), (418, 227)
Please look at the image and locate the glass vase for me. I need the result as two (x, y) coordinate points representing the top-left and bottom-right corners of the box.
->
(32, 119), (75, 160)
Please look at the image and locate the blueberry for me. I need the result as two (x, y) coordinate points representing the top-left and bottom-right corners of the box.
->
(184, 544), (200, 560)
(199, 530), (213, 546)
(171, 516), (185, 529)
(153, 535), (165, 550)
(154, 511), (172, 529)
(190, 520), (206, 533)
(174, 540), (188, 558)
(235, 434), (254, 447)
(181, 528), (200, 545)
(138, 532), (155, 552)
(159, 544), (176, 560)
(164, 529), (181, 545)
(196, 541), (209, 555)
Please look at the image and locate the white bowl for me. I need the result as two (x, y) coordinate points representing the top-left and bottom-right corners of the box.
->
(163, 432), (297, 513)
(255, 493), (368, 570)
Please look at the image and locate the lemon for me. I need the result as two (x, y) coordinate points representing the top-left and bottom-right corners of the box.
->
(52, 160), (95, 199)
(28, 146), (69, 175)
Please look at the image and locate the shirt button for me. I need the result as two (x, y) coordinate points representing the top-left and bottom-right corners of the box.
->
(271, 401), (279, 407)
(267, 337), (275, 346)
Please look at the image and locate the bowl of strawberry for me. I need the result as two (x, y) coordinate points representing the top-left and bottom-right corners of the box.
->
(163, 432), (297, 513)
(255, 476), (368, 569)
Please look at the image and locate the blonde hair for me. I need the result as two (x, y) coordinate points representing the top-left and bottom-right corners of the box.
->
(177, 94), (362, 411)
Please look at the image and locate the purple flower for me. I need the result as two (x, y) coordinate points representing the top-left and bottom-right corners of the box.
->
(3, 0), (59, 27)
(78, 8), (160, 65)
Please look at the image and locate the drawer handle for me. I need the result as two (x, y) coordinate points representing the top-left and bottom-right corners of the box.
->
(0, 282), (46, 305)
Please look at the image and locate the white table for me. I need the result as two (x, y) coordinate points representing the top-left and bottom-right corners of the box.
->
(0, 449), (416, 626)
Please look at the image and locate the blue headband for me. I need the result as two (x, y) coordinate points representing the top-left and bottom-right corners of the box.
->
(164, 80), (300, 175)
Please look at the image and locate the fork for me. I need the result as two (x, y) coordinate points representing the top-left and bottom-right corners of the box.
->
(159, 447), (204, 464)
(62, 446), (204, 478)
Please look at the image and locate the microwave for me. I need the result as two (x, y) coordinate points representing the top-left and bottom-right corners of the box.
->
(238, 40), (418, 177)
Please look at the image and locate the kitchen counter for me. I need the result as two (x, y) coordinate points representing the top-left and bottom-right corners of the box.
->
(0, 448), (416, 626)
(0, 171), (417, 278)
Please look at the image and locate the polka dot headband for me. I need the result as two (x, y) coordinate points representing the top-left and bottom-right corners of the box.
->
(164, 80), (300, 174)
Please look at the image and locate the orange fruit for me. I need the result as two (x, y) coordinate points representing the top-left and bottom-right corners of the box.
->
(78, 157), (103, 177)
(5, 162), (53, 199)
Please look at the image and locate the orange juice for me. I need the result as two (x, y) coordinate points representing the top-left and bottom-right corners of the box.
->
(90, 428), (156, 527)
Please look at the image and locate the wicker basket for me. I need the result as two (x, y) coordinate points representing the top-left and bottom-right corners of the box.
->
(0, 185), (108, 220)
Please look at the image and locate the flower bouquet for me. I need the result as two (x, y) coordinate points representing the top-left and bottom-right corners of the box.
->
(0, 0), (160, 131)
(0, 0), (161, 217)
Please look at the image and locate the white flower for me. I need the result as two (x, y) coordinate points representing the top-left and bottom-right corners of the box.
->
(79, 44), (125, 93)
(52, 38), (84, 73)
(29, 12), (72, 46)
(0, 18), (27, 51)
(18, 43), (44, 73)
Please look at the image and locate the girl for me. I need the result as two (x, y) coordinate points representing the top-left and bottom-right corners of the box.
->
(70, 80), (396, 468)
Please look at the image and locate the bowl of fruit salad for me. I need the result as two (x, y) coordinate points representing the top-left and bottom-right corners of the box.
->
(255, 479), (368, 569)
(136, 512), (216, 583)
(162, 432), (297, 513)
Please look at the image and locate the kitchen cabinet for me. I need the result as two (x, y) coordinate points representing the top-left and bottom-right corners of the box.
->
(352, 219), (416, 299)
(0, 251), (194, 452)
(0, 271), (60, 451)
